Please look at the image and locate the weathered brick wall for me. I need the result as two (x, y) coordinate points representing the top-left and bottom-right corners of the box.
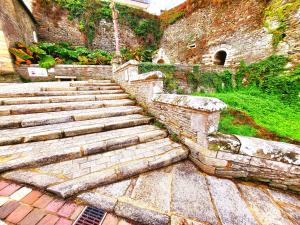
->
(160, 0), (274, 67)
(31, 0), (140, 52)
(0, 0), (36, 75)
(15, 64), (112, 81)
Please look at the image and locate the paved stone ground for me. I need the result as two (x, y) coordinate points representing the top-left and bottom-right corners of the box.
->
(79, 160), (300, 225)
(0, 81), (299, 225)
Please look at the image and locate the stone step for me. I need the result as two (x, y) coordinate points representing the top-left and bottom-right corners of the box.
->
(0, 90), (124, 98)
(0, 105), (143, 129)
(70, 82), (117, 87)
(0, 99), (135, 116)
(0, 114), (152, 146)
(76, 161), (298, 225)
(0, 94), (129, 105)
(2, 138), (188, 198)
(41, 86), (122, 91)
(0, 125), (168, 173)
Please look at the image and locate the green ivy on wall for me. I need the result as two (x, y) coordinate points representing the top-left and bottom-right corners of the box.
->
(54, 0), (162, 48)
(264, 0), (300, 48)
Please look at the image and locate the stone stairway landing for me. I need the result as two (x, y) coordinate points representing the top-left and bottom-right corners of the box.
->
(0, 81), (188, 199)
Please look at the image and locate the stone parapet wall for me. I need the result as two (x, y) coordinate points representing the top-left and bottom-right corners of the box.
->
(187, 133), (300, 193)
(114, 60), (300, 192)
(113, 60), (226, 148)
(15, 64), (113, 81)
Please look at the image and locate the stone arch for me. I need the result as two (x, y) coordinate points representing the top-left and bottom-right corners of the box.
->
(157, 59), (165, 64)
(152, 48), (170, 64)
(214, 50), (227, 65)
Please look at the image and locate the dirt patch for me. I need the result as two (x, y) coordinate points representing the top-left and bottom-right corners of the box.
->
(228, 109), (300, 145)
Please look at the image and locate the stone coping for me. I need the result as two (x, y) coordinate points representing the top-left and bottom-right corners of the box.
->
(131, 71), (164, 82)
(208, 133), (300, 165)
(153, 94), (227, 113)
(114, 60), (139, 73)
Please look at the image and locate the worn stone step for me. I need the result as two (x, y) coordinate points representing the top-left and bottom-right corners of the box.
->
(41, 86), (122, 91)
(0, 106), (143, 129)
(0, 99), (135, 116)
(0, 114), (152, 146)
(2, 139), (188, 198)
(70, 82), (116, 87)
(0, 125), (167, 173)
(0, 94), (129, 105)
(0, 90), (124, 98)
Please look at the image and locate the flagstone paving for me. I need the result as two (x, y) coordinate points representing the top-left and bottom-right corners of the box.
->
(0, 81), (299, 225)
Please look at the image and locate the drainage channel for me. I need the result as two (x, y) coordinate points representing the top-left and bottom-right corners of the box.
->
(73, 206), (107, 225)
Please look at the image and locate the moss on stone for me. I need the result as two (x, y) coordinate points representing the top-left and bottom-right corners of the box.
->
(264, 0), (300, 48)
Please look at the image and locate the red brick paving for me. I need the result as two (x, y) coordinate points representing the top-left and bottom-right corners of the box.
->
(102, 214), (119, 225)
(6, 204), (33, 224)
(19, 208), (47, 225)
(32, 194), (53, 209)
(36, 214), (60, 225)
(55, 217), (73, 225)
(45, 199), (65, 213)
(0, 181), (10, 190)
(0, 179), (133, 225)
(57, 202), (76, 218)
(0, 201), (20, 219)
(21, 190), (43, 205)
(0, 183), (21, 196)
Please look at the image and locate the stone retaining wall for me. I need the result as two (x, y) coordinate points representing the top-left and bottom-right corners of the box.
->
(187, 134), (300, 193)
(113, 60), (226, 149)
(114, 60), (300, 192)
(15, 64), (113, 81)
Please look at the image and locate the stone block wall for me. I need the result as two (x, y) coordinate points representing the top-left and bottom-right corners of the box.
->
(15, 64), (112, 81)
(160, 0), (274, 67)
(113, 60), (300, 192)
(188, 133), (300, 193)
(0, 0), (37, 75)
(113, 60), (226, 148)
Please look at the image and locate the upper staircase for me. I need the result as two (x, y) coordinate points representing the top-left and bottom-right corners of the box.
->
(0, 80), (188, 198)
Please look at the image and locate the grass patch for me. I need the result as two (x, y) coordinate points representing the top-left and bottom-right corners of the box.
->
(193, 88), (300, 143)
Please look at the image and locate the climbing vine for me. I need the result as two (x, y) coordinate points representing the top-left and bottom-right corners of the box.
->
(52, 0), (162, 48)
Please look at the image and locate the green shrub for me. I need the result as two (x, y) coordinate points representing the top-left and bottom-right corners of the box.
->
(39, 55), (56, 69)
(10, 41), (113, 68)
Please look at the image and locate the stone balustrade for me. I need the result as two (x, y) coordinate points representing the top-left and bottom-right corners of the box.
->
(114, 60), (300, 192)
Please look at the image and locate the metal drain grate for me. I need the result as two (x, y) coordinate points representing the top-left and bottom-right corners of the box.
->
(74, 206), (107, 225)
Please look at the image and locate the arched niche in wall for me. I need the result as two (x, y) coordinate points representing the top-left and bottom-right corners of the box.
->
(152, 48), (170, 64)
(157, 59), (165, 64)
(214, 50), (227, 66)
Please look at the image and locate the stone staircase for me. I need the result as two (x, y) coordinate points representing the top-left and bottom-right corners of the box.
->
(1, 80), (299, 225)
(0, 80), (188, 199)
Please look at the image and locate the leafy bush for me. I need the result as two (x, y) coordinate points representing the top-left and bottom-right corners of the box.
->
(9, 42), (113, 68)
(39, 55), (56, 69)
(187, 69), (233, 92)
(120, 47), (155, 63)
